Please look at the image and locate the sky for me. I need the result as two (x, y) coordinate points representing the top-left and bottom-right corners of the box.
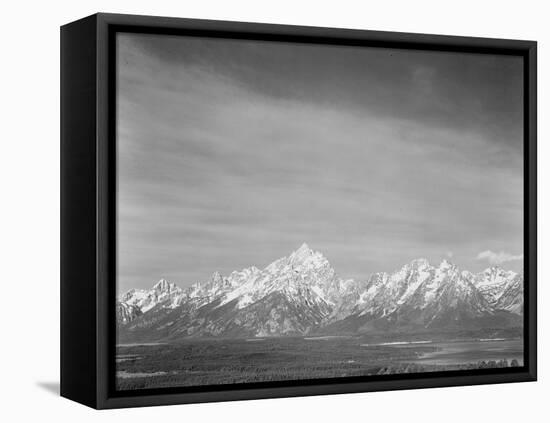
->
(116, 32), (524, 293)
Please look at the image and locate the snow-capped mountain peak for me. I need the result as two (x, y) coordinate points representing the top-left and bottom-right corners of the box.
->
(438, 259), (456, 271)
(287, 243), (328, 269)
(153, 278), (176, 293)
(117, 245), (524, 340)
(473, 266), (519, 308)
(289, 242), (313, 261)
(477, 266), (517, 285)
(120, 278), (182, 313)
(409, 258), (431, 269)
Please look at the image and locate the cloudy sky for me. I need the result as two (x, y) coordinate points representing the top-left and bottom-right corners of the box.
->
(116, 33), (524, 293)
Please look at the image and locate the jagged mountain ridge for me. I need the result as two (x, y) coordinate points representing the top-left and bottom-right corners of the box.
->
(117, 243), (523, 341)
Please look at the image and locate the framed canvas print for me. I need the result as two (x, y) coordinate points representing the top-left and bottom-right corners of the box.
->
(60, 13), (537, 409)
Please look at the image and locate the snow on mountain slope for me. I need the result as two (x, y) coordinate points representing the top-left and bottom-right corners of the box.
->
(182, 243), (340, 316)
(117, 244), (524, 340)
(474, 267), (518, 307)
(389, 261), (494, 329)
(116, 302), (142, 325)
(120, 278), (182, 313)
(494, 273), (524, 314)
(118, 244), (340, 338)
(348, 258), (434, 318)
(325, 258), (502, 333)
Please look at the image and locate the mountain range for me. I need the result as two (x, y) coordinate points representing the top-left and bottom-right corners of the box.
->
(117, 243), (523, 342)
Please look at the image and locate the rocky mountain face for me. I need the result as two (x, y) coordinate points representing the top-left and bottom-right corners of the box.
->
(116, 302), (142, 325)
(117, 244), (523, 342)
(473, 267), (524, 314)
(493, 274), (524, 314)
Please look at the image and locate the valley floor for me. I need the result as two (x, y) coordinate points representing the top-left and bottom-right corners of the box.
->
(115, 332), (524, 391)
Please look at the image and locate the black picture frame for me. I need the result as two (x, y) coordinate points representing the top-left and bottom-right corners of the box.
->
(60, 12), (537, 409)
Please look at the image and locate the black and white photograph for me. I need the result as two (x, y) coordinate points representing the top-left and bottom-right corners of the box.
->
(2, 0), (546, 417)
(114, 31), (526, 391)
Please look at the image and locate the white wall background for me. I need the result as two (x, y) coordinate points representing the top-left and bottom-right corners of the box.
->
(1, 0), (546, 420)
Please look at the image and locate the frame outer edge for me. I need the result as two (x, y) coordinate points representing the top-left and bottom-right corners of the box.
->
(79, 12), (538, 409)
(527, 42), (537, 381)
(60, 14), (99, 409)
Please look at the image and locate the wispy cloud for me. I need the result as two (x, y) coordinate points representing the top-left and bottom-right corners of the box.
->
(476, 250), (523, 265)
